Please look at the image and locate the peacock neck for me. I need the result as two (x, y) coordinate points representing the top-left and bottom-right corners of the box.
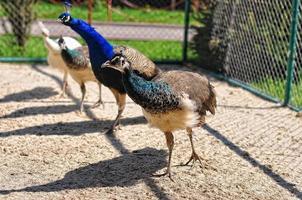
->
(61, 47), (75, 65)
(122, 70), (180, 113)
(44, 37), (61, 54)
(68, 18), (114, 68)
(62, 47), (77, 59)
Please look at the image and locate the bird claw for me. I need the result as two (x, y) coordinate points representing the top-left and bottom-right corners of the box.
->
(75, 110), (86, 118)
(116, 124), (121, 130)
(91, 100), (104, 109)
(56, 92), (67, 99)
(105, 124), (122, 135)
(105, 128), (115, 135)
(183, 152), (203, 167)
(182, 152), (213, 171)
(152, 170), (174, 182)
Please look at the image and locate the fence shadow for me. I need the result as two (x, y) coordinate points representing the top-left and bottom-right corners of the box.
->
(203, 124), (302, 200)
(0, 147), (167, 195)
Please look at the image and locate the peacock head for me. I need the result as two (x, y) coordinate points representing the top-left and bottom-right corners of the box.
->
(102, 53), (132, 74)
(58, 12), (73, 26)
(57, 36), (67, 50)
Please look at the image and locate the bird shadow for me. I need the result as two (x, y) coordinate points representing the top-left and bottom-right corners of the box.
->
(0, 101), (137, 119)
(0, 115), (147, 137)
(25, 64), (170, 199)
(0, 87), (58, 103)
(0, 104), (78, 119)
(203, 124), (302, 200)
(0, 147), (167, 194)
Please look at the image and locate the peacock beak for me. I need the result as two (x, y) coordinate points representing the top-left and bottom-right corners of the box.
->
(101, 61), (110, 68)
(101, 61), (124, 73)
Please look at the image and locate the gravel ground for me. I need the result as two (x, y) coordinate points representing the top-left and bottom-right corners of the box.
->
(0, 63), (301, 200)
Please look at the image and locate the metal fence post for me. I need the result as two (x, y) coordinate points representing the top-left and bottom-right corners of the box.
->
(284, 0), (300, 105)
(87, 0), (93, 25)
(182, 0), (191, 64)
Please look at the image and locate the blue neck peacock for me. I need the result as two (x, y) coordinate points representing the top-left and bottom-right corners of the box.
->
(58, 12), (160, 134)
(103, 55), (217, 180)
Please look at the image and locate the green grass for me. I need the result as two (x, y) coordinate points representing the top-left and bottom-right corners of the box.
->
(113, 40), (182, 61)
(0, 34), (182, 61)
(251, 77), (302, 108)
(290, 82), (302, 109)
(0, 35), (46, 58)
(0, 1), (195, 25)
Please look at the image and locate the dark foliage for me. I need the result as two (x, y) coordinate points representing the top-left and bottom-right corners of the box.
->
(190, 7), (226, 72)
(0, 0), (37, 47)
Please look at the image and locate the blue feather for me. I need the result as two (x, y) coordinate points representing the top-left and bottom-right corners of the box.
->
(66, 17), (115, 75)
(63, 0), (72, 7)
(63, 0), (72, 13)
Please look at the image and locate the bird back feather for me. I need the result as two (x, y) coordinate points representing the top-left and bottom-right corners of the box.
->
(153, 71), (217, 117)
(61, 46), (91, 70)
(114, 46), (160, 80)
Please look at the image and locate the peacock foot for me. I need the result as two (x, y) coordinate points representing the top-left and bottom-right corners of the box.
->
(75, 110), (87, 118)
(91, 100), (104, 109)
(105, 124), (120, 135)
(152, 169), (174, 181)
(183, 151), (205, 168)
(56, 92), (67, 99)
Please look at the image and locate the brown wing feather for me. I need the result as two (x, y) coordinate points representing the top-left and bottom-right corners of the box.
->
(154, 70), (217, 116)
(76, 45), (92, 69)
(114, 46), (160, 80)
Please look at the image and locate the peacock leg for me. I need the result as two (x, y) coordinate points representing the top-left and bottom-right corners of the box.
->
(59, 71), (68, 98)
(79, 83), (86, 113)
(184, 128), (204, 167)
(105, 88), (126, 134)
(91, 81), (104, 109)
(153, 132), (174, 181)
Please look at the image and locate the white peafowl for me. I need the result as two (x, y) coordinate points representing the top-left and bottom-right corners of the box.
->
(38, 21), (81, 97)
(39, 22), (103, 113)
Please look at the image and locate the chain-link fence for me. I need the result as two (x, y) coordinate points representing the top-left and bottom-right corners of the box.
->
(291, 2), (302, 110)
(193, 0), (302, 111)
(1, 0), (302, 111)
(0, 0), (192, 63)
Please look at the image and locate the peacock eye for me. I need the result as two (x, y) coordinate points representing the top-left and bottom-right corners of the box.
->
(64, 15), (70, 22)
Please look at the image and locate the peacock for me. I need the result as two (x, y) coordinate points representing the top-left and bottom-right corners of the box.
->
(58, 37), (103, 113)
(38, 21), (82, 97)
(58, 12), (160, 133)
(103, 55), (217, 180)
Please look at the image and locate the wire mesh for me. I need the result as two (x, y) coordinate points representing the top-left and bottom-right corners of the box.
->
(0, 0), (190, 62)
(290, 3), (302, 110)
(216, 0), (290, 99)
(0, 0), (38, 58)
(209, 0), (302, 110)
